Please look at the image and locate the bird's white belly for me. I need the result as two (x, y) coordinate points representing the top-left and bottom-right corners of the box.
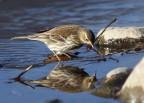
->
(48, 43), (77, 54)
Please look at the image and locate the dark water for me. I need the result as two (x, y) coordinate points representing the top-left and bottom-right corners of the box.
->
(0, 0), (144, 103)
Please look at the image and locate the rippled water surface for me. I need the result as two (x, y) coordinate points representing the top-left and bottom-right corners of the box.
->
(0, 0), (144, 103)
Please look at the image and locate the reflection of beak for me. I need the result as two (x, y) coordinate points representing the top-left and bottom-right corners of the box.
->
(92, 72), (97, 81)
(92, 72), (96, 77)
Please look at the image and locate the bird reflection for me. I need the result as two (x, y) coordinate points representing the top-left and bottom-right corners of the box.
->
(27, 66), (97, 93)
(12, 65), (133, 99)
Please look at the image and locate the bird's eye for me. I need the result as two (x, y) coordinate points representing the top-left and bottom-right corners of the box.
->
(88, 79), (91, 83)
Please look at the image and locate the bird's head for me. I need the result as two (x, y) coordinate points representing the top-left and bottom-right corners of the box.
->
(79, 28), (95, 49)
(82, 72), (97, 90)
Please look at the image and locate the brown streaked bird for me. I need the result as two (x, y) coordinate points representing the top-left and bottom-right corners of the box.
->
(11, 25), (95, 60)
(26, 66), (97, 93)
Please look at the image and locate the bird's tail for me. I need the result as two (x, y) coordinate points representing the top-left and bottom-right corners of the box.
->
(11, 36), (30, 40)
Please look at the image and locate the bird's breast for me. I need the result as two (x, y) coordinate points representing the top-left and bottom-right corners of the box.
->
(47, 39), (82, 54)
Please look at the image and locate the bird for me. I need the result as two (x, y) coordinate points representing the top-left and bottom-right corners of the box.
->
(26, 66), (97, 93)
(11, 25), (95, 61)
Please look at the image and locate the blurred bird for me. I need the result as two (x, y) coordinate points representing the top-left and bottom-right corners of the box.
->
(11, 25), (95, 60)
(26, 66), (97, 93)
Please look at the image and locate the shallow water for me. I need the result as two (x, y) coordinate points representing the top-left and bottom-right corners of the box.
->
(0, 0), (144, 103)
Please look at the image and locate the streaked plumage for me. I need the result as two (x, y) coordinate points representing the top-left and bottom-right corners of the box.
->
(11, 25), (95, 60)
(26, 66), (97, 93)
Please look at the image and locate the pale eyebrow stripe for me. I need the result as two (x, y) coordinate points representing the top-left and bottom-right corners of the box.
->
(84, 32), (88, 40)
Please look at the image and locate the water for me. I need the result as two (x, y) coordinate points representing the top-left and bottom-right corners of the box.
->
(0, 0), (144, 103)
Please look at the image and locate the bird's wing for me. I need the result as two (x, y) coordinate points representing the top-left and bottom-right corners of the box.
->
(11, 25), (81, 42)
(38, 25), (80, 40)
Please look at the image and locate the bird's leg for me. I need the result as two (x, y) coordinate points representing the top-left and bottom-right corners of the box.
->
(63, 53), (72, 60)
(52, 51), (61, 61)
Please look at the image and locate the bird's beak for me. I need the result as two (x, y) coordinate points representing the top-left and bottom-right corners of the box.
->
(89, 42), (94, 49)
